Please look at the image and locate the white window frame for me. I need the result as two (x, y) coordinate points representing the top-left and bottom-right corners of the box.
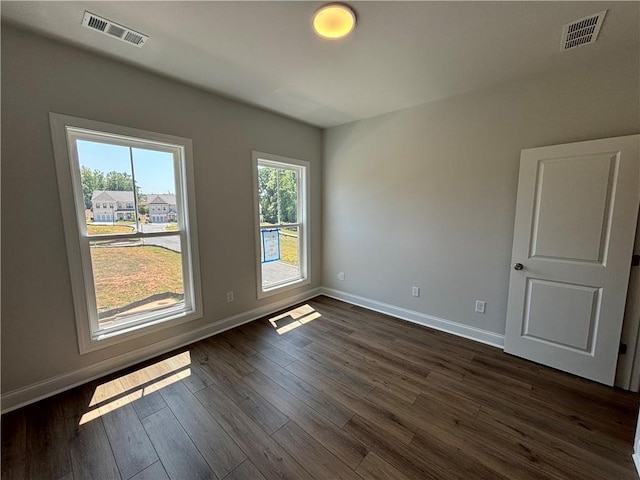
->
(50, 113), (203, 353)
(252, 151), (310, 299)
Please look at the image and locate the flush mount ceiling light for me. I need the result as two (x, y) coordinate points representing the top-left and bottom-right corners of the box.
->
(313, 3), (356, 39)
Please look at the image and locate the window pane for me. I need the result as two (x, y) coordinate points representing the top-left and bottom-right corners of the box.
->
(132, 149), (179, 233)
(258, 166), (298, 226)
(77, 140), (137, 235)
(261, 226), (300, 288)
(90, 236), (185, 329)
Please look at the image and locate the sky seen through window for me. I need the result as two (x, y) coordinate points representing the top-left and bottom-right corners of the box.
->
(77, 140), (176, 194)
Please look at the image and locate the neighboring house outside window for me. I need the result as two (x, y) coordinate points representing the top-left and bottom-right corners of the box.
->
(91, 190), (136, 222)
(148, 194), (178, 223)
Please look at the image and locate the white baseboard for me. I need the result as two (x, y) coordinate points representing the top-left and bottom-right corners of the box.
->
(321, 287), (504, 349)
(1, 288), (322, 414)
(1, 287), (505, 413)
(633, 453), (640, 478)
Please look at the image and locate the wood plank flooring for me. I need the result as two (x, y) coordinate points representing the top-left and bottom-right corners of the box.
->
(3, 295), (640, 479)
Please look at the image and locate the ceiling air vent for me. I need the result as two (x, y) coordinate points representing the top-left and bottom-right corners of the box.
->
(81, 11), (148, 48)
(561, 10), (607, 51)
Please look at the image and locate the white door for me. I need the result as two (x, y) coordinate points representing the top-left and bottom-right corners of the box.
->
(504, 135), (639, 385)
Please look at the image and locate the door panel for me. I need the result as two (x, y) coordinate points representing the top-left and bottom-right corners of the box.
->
(530, 154), (615, 263)
(523, 279), (600, 352)
(505, 135), (639, 385)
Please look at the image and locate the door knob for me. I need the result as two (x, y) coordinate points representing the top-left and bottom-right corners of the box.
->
(513, 263), (524, 271)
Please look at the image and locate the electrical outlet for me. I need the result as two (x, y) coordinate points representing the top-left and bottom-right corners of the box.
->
(226, 291), (234, 303)
(475, 300), (486, 314)
(337, 272), (345, 281)
(412, 286), (420, 297)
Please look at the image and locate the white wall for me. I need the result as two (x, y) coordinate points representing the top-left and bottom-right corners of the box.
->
(1, 25), (322, 401)
(323, 49), (639, 338)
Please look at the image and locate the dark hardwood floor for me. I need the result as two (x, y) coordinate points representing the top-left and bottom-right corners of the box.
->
(3, 295), (640, 479)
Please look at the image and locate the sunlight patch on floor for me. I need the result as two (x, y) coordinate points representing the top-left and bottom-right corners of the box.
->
(269, 304), (322, 335)
(79, 351), (191, 425)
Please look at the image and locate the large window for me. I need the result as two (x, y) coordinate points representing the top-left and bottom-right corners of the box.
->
(50, 114), (202, 352)
(253, 152), (310, 297)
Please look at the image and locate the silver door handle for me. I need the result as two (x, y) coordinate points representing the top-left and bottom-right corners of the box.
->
(513, 263), (524, 271)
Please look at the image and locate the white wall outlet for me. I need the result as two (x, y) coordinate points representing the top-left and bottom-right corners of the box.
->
(412, 286), (420, 297)
(337, 272), (345, 281)
(226, 291), (234, 303)
(475, 300), (486, 313)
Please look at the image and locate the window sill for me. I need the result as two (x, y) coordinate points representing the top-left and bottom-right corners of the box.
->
(258, 277), (311, 300)
(79, 307), (202, 354)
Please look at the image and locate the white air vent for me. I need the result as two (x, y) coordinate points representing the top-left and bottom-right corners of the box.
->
(81, 12), (148, 48)
(561, 10), (607, 51)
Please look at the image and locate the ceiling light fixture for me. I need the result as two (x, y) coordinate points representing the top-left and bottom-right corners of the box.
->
(313, 3), (356, 40)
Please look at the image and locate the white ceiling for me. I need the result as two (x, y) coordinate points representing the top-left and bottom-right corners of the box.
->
(2, 1), (639, 128)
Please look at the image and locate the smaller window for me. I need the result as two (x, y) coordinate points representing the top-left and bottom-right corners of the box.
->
(252, 152), (310, 298)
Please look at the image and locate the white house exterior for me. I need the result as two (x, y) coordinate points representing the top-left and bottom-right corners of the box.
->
(148, 194), (177, 223)
(91, 190), (136, 222)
